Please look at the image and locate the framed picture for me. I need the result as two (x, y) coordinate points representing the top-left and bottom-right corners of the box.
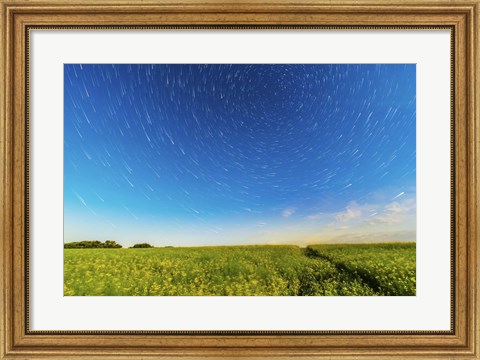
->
(1, 0), (478, 358)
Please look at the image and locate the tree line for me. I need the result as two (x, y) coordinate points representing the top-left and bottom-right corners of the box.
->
(64, 240), (155, 249)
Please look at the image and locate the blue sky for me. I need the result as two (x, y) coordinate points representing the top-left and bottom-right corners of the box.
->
(64, 64), (416, 247)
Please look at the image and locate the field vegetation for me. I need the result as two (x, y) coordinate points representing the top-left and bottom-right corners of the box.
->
(64, 243), (415, 296)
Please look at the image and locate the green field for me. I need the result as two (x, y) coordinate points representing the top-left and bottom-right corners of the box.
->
(64, 243), (415, 296)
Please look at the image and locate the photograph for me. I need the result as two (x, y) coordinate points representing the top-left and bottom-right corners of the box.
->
(63, 64), (417, 296)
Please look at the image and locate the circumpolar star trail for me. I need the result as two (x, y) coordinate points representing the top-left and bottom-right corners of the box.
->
(64, 64), (416, 247)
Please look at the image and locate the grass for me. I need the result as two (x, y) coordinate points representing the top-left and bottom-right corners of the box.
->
(307, 243), (416, 296)
(64, 242), (415, 296)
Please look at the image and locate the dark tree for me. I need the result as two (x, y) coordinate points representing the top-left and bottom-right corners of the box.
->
(131, 243), (154, 248)
(104, 240), (122, 248)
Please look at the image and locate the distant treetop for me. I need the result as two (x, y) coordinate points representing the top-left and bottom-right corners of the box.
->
(131, 243), (154, 248)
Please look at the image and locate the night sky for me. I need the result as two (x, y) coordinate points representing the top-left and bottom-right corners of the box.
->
(64, 64), (416, 247)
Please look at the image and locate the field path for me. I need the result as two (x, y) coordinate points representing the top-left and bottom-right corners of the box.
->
(303, 247), (379, 294)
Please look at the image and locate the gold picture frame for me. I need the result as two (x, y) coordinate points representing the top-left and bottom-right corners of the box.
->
(1, 0), (479, 358)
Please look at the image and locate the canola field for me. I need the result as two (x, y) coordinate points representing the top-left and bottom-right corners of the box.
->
(64, 243), (415, 296)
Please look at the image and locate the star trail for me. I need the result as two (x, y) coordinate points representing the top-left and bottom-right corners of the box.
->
(64, 64), (416, 247)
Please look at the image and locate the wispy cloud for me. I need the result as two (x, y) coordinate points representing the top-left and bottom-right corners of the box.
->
(307, 212), (324, 220)
(334, 201), (363, 223)
(368, 198), (416, 225)
(281, 207), (297, 218)
(304, 194), (416, 233)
